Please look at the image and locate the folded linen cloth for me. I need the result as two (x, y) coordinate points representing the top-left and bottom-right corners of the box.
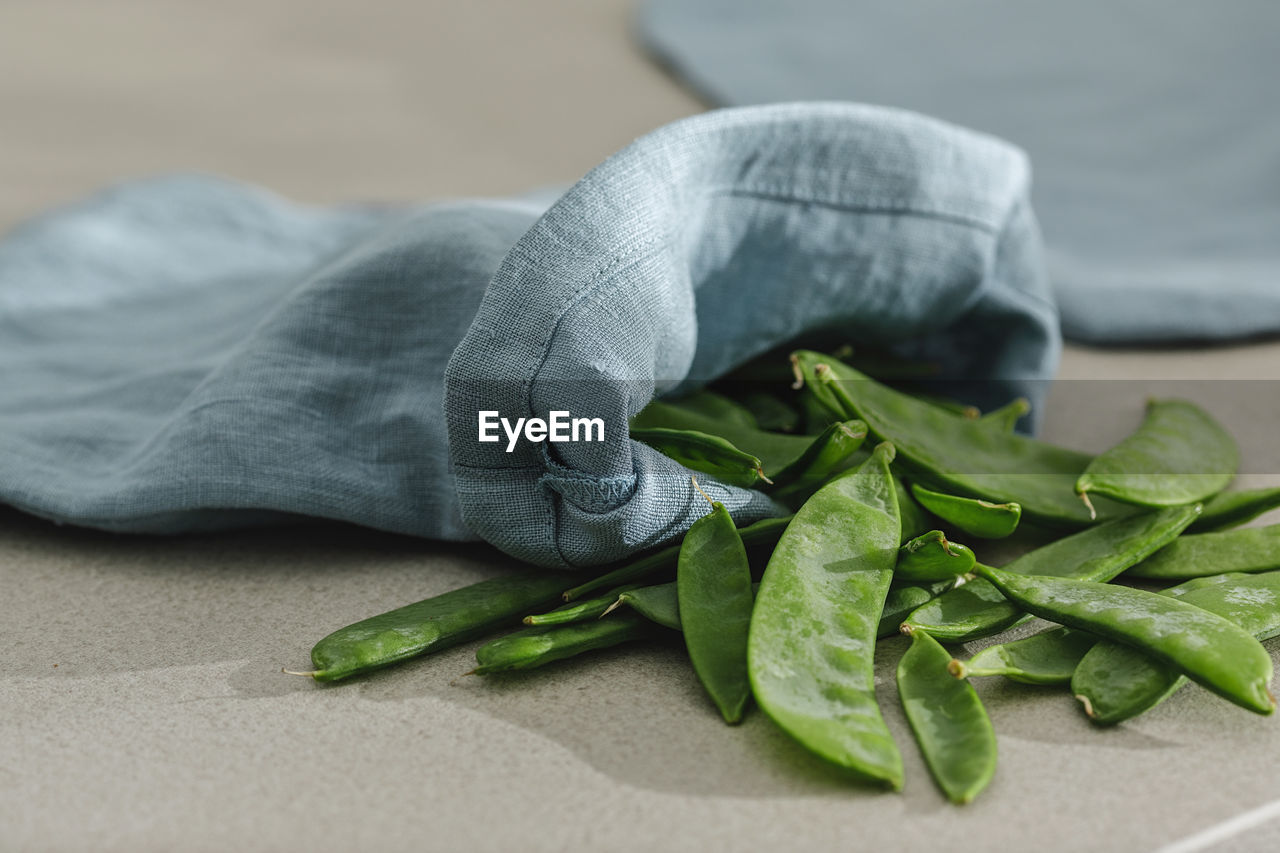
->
(0, 103), (1057, 567)
(638, 0), (1280, 344)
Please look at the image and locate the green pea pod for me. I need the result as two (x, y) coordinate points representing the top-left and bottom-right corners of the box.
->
(896, 530), (976, 581)
(619, 578), (951, 641)
(791, 349), (1131, 527)
(1125, 524), (1280, 580)
(897, 629), (998, 805)
(950, 627), (1098, 685)
(678, 496), (755, 724)
(630, 427), (770, 488)
(631, 399), (814, 474)
(910, 483), (1022, 539)
(769, 419), (868, 491)
(304, 573), (567, 682)
(560, 515), (792, 602)
(973, 563), (1275, 715)
(1191, 486), (1280, 533)
(978, 397), (1031, 433)
(524, 585), (641, 626)
(748, 443), (904, 789)
(878, 579), (957, 639)
(1075, 398), (1238, 515)
(903, 504), (1200, 642)
(473, 614), (652, 674)
(1073, 571), (1280, 724)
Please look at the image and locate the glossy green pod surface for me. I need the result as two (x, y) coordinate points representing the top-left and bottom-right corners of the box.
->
(473, 613), (651, 674)
(896, 530), (976, 582)
(309, 573), (567, 682)
(910, 483), (1022, 539)
(1191, 487), (1280, 533)
(1076, 398), (1237, 511)
(524, 585), (640, 627)
(878, 579), (957, 639)
(898, 629), (998, 804)
(791, 350), (1130, 527)
(974, 564), (1275, 715)
(951, 627), (1097, 685)
(903, 504), (1200, 642)
(630, 427), (769, 488)
(1072, 571), (1280, 724)
(1125, 524), (1280, 580)
(678, 500), (755, 724)
(561, 515), (792, 602)
(748, 443), (904, 788)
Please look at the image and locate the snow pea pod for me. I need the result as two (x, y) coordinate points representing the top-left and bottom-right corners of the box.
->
(1191, 486), (1280, 533)
(678, 488), (755, 723)
(615, 578), (949, 644)
(878, 579), (957, 639)
(973, 563), (1275, 715)
(909, 483), (1022, 539)
(791, 349), (1130, 527)
(897, 628), (997, 804)
(303, 573), (567, 682)
(1125, 524), (1280, 580)
(1076, 398), (1237, 516)
(1072, 571), (1280, 724)
(524, 585), (640, 626)
(748, 443), (904, 789)
(560, 515), (792, 602)
(631, 399), (814, 474)
(903, 504), (1200, 642)
(896, 530), (976, 582)
(768, 419), (868, 492)
(473, 613), (652, 674)
(978, 397), (1031, 433)
(949, 627), (1098, 685)
(630, 427), (770, 488)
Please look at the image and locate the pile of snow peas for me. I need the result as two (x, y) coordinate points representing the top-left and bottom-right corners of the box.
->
(291, 349), (1280, 805)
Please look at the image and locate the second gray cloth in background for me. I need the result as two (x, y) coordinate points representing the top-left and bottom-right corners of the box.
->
(638, 0), (1280, 344)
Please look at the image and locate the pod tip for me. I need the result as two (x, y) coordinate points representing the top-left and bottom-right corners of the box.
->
(947, 659), (967, 679)
(281, 668), (318, 678)
(1074, 693), (1096, 718)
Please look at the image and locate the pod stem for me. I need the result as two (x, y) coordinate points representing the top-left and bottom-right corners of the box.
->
(1078, 489), (1098, 520)
(598, 597), (626, 619)
(1075, 693), (1096, 718)
(281, 668), (318, 678)
(691, 476), (715, 508)
(947, 659), (968, 679)
(789, 354), (805, 390)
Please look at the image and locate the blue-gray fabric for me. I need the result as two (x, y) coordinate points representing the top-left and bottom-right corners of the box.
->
(1, 104), (1056, 567)
(638, 0), (1280, 344)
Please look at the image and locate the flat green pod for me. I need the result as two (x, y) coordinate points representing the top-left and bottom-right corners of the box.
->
(630, 426), (769, 488)
(790, 350), (1131, 527)
(975, 564), (1275, 715)
(1191, 487), (1280, 532)
(305, 573), (568, 682)
(631, 399), (814, 474)
(523, 585), (641, 627)
(878, 579), (957, 639)
(950, 627), (1097, 685)
(1125, 524), (1280, 580)
(896, 530), (976, 581)
(678, 497), (755, 724)
(560, 514), (792, 602)
(910, 483), (1022, 539)
(769, 419), (868, 492)
(1073, 571), (1280, 724)
(1076, 398), (1237, 514)
(898, 629), (998, 804)
(748, 443), (904, 789)
(903, 504), (1201, 642)
(473, 614), (652, 674)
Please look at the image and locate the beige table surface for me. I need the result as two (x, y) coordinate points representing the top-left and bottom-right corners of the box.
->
(4, 2), (1280, 851)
